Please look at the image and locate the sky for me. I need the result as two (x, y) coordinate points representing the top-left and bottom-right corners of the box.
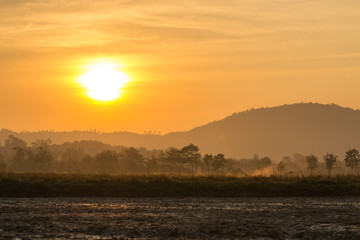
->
(1, 0), (360, 133)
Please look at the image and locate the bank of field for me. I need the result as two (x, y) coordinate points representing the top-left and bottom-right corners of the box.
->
(0, 173), (360, 197)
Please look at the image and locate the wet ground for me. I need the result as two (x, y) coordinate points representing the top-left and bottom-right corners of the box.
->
(0, 197), (359, 239)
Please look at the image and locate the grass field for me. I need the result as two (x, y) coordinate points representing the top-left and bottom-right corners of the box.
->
(1, 173), (360, 197)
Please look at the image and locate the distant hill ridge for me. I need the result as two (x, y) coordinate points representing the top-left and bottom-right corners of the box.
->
(1, 103), (360, 159)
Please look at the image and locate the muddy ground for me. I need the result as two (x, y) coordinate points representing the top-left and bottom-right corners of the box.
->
(0, 198), (359, 239)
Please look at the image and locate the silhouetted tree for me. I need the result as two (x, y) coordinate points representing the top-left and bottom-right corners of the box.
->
(31, 139), (53, 172)
(167, 148), (186, 174)
(180, 144), (201, 173)
(203, 154), (214, 172)
(213, 154), (227, 174)
(164, 148), (184, 174)
(10, 147), (27, 172)
(4, 135), (27, 150)
(121, 147), (144, 173)
(344, 149), (359, 172)
(95, 150), (120, 174)
(306, 154), (318, 175)
(323, 153), (337, 176)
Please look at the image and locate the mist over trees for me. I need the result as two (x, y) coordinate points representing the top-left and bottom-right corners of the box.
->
(344, 149), (359, 171)
(0, 135), (358, 176)
(323, 153), (337, 175)
(306, 155), (318, 175)
(3, 103), (360, 161)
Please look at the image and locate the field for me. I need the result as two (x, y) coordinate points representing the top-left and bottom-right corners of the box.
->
(1, 174), (360, 239)
(1, 173), (360, 197)
(1, 197), (359, 239)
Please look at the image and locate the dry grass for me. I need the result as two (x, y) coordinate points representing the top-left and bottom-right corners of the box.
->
(1, 173), (360, 197)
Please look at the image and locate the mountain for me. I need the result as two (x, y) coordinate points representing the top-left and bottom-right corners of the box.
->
(179, 103), (360, 159)
(1, 103), (360, 159)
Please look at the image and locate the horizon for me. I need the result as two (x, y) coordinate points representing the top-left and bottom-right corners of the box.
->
(2, 101), (357, 134)
(2, 101), (360, 160)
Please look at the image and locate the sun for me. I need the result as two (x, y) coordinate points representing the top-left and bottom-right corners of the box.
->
(79, 62), (129, 102)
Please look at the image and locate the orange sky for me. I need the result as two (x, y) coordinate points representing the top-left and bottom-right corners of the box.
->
(1, 0), (360, 133)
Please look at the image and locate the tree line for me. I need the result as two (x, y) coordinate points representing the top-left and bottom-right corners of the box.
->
(0, 135), (359, 176)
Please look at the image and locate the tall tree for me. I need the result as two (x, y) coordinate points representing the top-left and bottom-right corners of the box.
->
(4, 135), (27, 150)
(306, 154), (318, 175)
(203, 154), (214, 172)
(344, 149), (359, 172)
(180, 144), (201, 173)
(212, 154), (227, 174)
(323, 153), (337, 176)
(164, 148), (184, 174)
(31, 139), (53, 172)
(10, 147), (27, 172)
(121, 147), (144, 173)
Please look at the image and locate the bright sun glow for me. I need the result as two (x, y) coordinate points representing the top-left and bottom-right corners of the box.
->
(80, 62), (129, 101)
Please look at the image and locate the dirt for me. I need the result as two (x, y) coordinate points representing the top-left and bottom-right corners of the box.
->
(0, 197), (359, 239)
